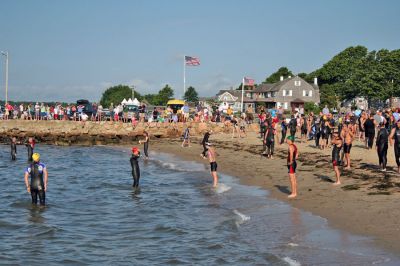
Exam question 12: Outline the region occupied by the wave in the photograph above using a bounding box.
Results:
[282,256,301,266]
[214,183,231,194]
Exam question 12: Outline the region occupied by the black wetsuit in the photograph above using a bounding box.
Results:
[393,126,400,167]
[11,142,17,160]
[143,134,149,158]
[264,126,275,157]
[332,142,342,166]
[364,118,375,149]
[301,117,307,136]
[289,118,297,137]
[201,132,210,157]
[26,143,34,162]
[29,163,46,205]
[130,154,141,188]
[280,121,287,144]
[314,122,321,147]
[376,127,388,169]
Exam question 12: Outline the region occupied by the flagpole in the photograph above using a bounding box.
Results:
[241,77,244,113]
[183,55,186,97]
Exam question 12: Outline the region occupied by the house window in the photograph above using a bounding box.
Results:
[277,102,281,108]
[224,96,228,101]
[295,80,301,86]
[271,92,275,97]
[283,90,286,96]
[303,90,311,97]
[309,90,313,97]
[246,93,251,98]
[267,92,271,98]
[284,102,288,109]
[289,90,292,96]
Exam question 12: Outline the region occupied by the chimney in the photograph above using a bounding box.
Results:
[314,77,318,85]
[280,76,284,81]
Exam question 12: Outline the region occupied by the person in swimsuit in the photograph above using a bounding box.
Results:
[130,147,141,188]
[289,115,297,138]
[331,132,343,185]
[300,114,307,142]
[201,130,211,158]
[206,143,219,187]
[286,136,299,198]
[11,137,17,160]
[341,122,354,170]
[24,153,48,206]
[280,117,287,145]
[181,126,191,147]
[263,121,275,158]
[389,119,400,173]
[139,131,149,159]
[376,122,389,172]
[364,113,375,149]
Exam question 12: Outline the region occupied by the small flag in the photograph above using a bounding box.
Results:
[185,56,200,66]
[244,77,255,86]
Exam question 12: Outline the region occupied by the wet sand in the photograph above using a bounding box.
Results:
[152,130,400,254]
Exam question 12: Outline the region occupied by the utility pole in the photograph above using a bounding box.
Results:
[0,51,8,104]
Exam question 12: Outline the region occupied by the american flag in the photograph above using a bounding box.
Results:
[185,56,200,66]
[244,77,255,86]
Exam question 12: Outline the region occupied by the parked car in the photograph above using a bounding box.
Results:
[76,99,93,116]
[124,105,139,121]
[101,108,112,121]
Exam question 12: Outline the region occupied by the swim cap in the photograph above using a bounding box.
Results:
[286,136,295,142]
[132,147,139,153]
[32,153,40,162]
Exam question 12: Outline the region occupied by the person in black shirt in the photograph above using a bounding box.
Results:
[376,123,389,171]
[364,114,375,149]
[201,130,211,158]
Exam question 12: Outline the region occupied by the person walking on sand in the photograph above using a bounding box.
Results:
[341,121,354,170]
[263,121,275,159]
[286,136,298,198]
[331,131,343,185]
[130,147,141,188]
[389,119,400,173]
[376,122,389,172]
[206,143,219,187]
[182,126,191,147]
[24,153,48,206]
[139,131,149,159]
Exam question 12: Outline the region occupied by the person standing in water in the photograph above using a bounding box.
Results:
[24,153,48,206]
[206,143,219,187]
[130,147,141,188]
[286,136,298,198]
[11,137,18,160]
[139,131,149,159]
[26,137,35,162]
[376,122,389,172]
[331,131,343,185]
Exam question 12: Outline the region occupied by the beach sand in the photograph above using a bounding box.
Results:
[152,130,400,254]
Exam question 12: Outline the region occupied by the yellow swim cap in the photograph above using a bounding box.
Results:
[32,153,40,162]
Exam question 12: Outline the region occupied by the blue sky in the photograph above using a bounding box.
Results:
[0,0,399,102]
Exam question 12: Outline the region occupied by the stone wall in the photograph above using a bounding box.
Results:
[0,120,259,146]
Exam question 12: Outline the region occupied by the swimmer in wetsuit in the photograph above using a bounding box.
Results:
[26,137,35,162]
[24,153,48,206]
[11,137,17,160]
[389,119,400,173]
[139,131,149,159]
[130,147,141,188]
[286,136,299,198]
[331,132,343,185]
[376,123,389,171]
[207,143,218,187]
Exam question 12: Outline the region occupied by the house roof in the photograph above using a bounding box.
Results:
[217,89,252,102]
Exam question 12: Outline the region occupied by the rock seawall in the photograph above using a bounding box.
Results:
[0,120,259,145]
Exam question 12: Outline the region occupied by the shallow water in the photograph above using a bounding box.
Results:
[0,144,399,265]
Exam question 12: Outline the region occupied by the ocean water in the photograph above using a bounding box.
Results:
[0,144,398,265]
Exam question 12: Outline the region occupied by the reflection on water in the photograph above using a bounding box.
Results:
[0,144,398,265]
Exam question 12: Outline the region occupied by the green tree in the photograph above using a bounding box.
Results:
[100,85,142,107]
[145,85,174,106]
[263,67,294,83]
[184,86,199,102]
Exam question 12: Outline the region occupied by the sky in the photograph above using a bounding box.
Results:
[0,0,399,102]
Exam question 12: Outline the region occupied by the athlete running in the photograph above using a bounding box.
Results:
[331,132,343,185]
[130,147,141,188]
[389,119,400,173]
[24,153,48,206]
[286,136,299,198]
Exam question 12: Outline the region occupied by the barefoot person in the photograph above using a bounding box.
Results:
[26,137,35,162]
[24,153,48,206]
[286,136,298,198]
[11,137,17,161]
[181,126,191,147]
[130,147,141,188]
[206,143,218,187]
[331,132,343,185]
[200,130,211,158]
[139,131,149,159]
[341,121,354,170]
[389,119,400,173]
